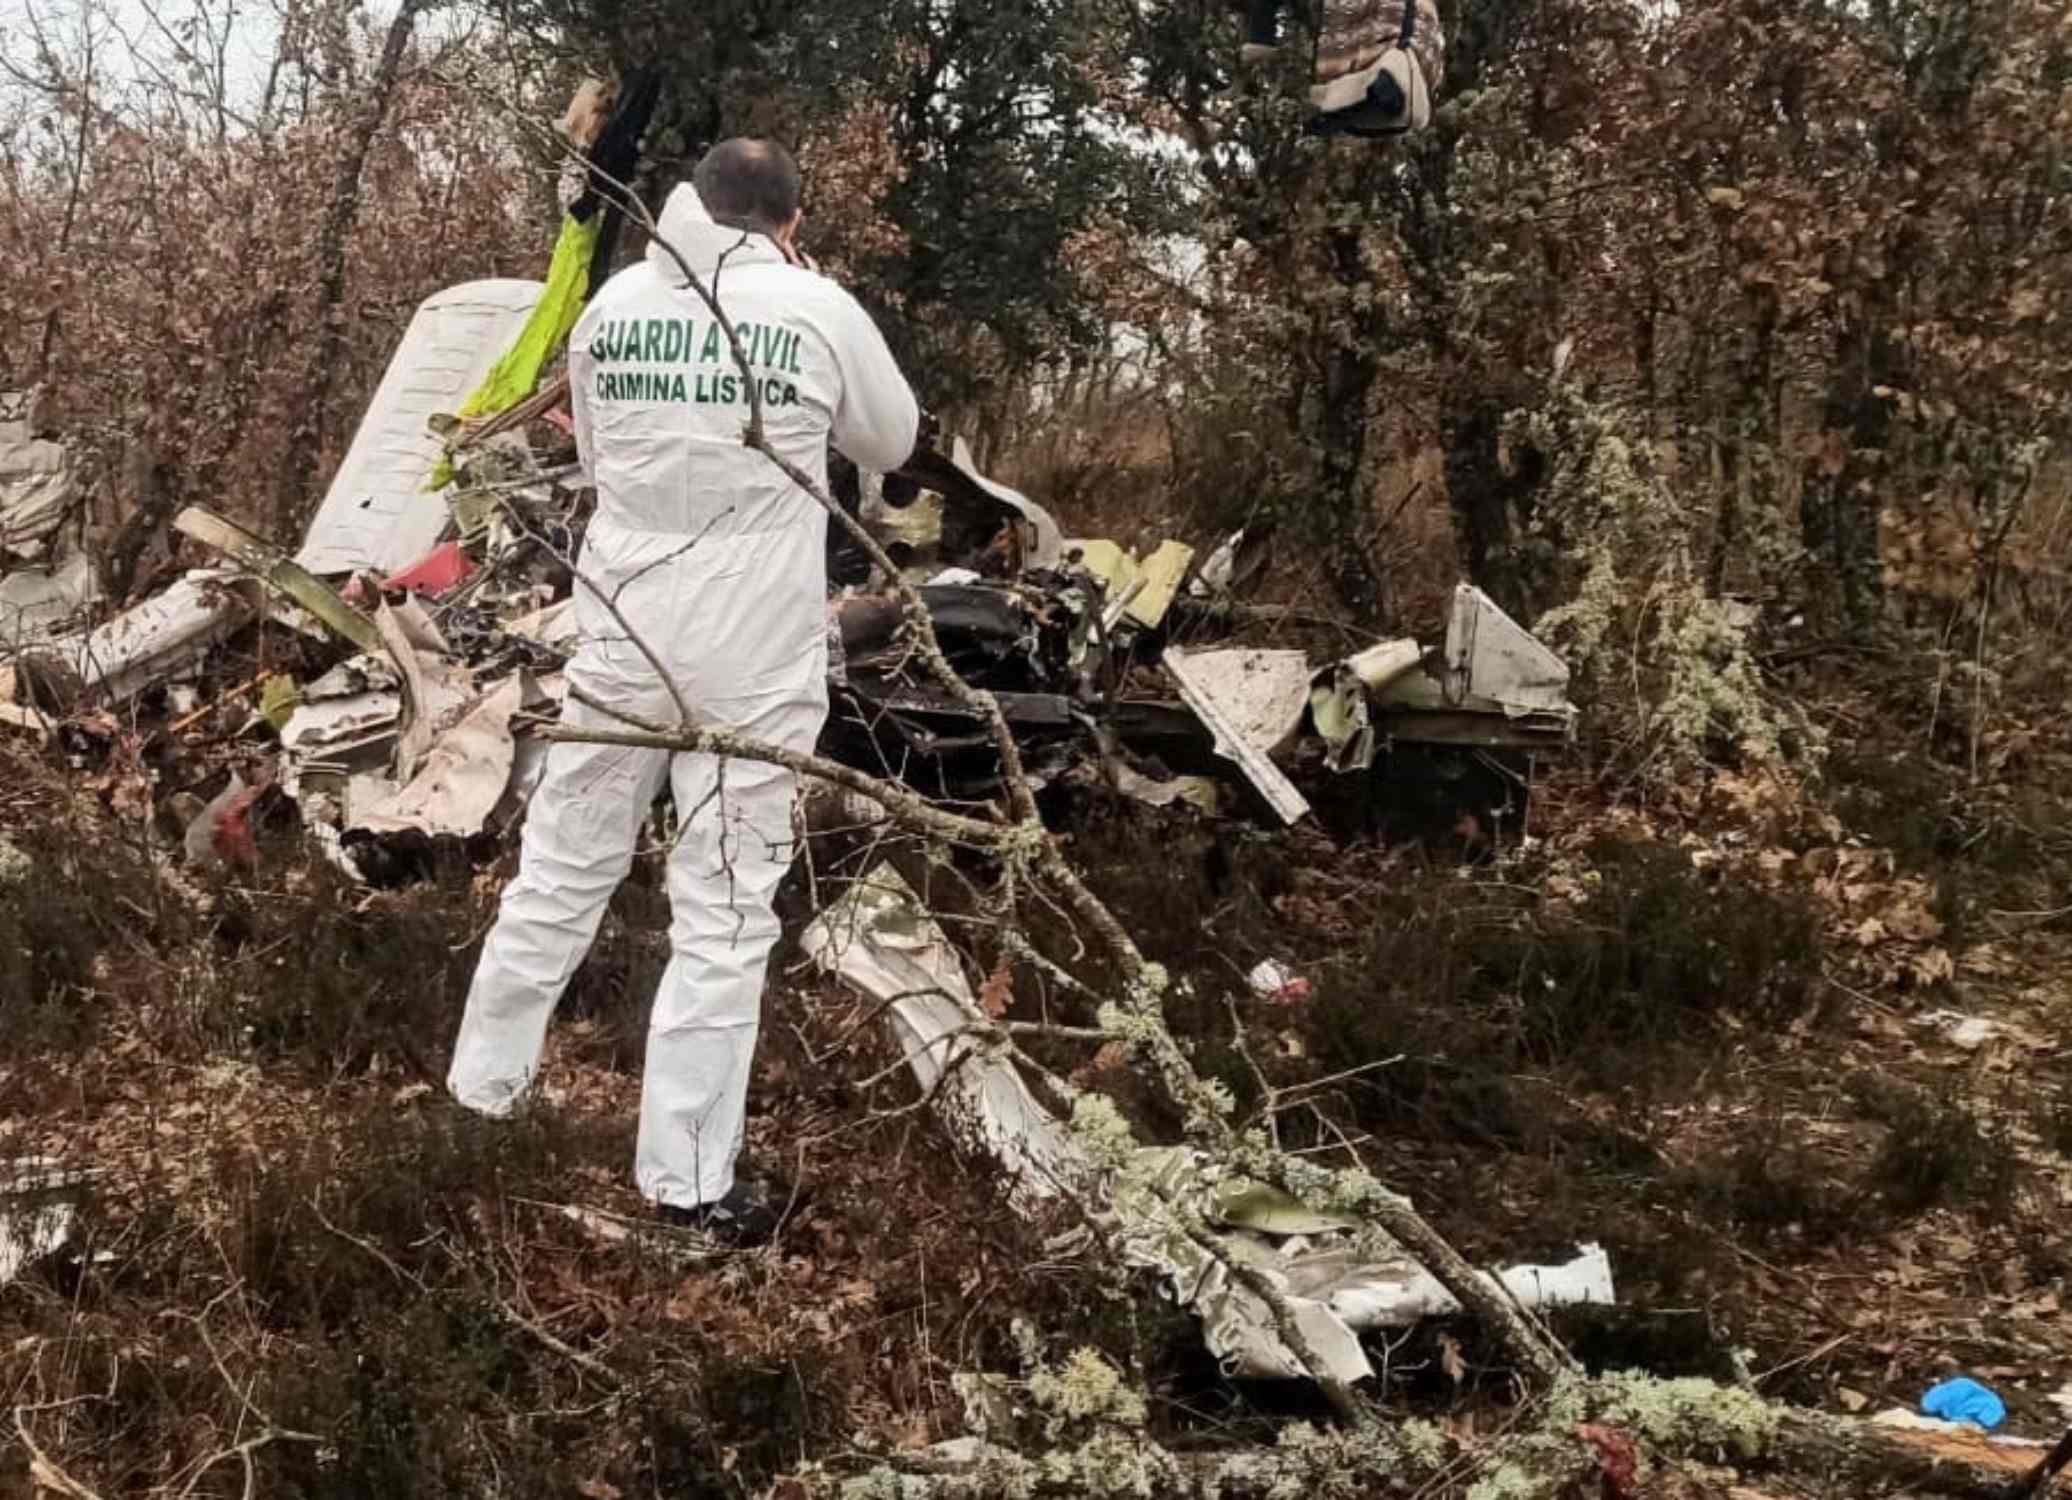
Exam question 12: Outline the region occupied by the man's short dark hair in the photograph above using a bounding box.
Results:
[693,138,802,235]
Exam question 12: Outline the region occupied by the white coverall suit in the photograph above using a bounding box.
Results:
[447,184,920,1209]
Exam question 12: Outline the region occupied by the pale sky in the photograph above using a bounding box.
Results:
[0,0,447,127]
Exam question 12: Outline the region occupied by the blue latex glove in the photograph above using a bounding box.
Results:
[1921,1377,2006,1431]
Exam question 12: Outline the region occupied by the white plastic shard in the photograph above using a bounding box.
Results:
[0,1158,92,1287]
[1161,646,1312,824]
[64,570,256,701]
[356,674,526,837]
[1310,637,1421,772]
[0,551,98,644]
[280,692,403,761]
[947,436,1065,571]
[0,389,78,559]
[375,599,475,782]
[1441,583,1574,722]
[296,279,545,577]
[801,865,1092,1211]
[1189,529,1244,598]
[1321,1241,1617,1330]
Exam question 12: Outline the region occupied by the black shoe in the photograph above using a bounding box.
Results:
[654,1185,784,1247]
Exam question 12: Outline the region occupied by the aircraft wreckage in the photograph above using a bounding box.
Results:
[1,278,1577,879]
[0,278,1607,1383]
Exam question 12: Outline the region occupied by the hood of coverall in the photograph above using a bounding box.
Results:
[643,181,791,285]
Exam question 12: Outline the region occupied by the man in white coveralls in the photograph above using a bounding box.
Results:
[447,139,922,1244]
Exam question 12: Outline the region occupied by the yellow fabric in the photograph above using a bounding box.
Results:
[429,213,600,489]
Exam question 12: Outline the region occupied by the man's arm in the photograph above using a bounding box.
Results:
[826,290,922,474]
[566,334,597,486]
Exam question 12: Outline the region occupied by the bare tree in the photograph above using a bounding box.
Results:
[276,0,435,538]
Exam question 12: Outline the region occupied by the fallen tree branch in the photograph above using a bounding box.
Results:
[793,1379,2061,1500]
[495,1300,626,1394]
[12,1405,110,1500]
[2005,1423,2072,1500]
[172,1425,326,1500]
[537,713,1003,851]
[1766,1408,2052,1500]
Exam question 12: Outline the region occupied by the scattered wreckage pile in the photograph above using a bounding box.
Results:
[1,287,1578,883]
[0,280,1601,1383]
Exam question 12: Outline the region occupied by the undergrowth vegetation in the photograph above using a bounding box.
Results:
[2,747,1138,1496]
[8,604,2072,1492]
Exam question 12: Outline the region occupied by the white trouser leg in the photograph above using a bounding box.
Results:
[448,724,670,1116]
[635,748,800,1209]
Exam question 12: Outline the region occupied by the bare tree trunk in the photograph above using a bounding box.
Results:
[36,17,100,378]
[1801,311,1895,641]
[274,0,431,539]
[104,446,176,602]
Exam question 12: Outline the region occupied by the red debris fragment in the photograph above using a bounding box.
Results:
[185,765,272,870]
[381,541,475,597]
[1575,1423,1640,1499]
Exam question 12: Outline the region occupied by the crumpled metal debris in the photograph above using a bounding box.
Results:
[4,276,1579,874]
[1117,1147,1613,1383]
[373,598,474,781]
[892,439,1064,578]
[806,861,1616,1385]
[281,658,402,770]
[1311,639,1422,772]
[801,865,1090,1212]
[355,672,527,837]
[0,389,78,561]
[55,570,256,704]
[1094,762,1221,815]
[0,552,98,645]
